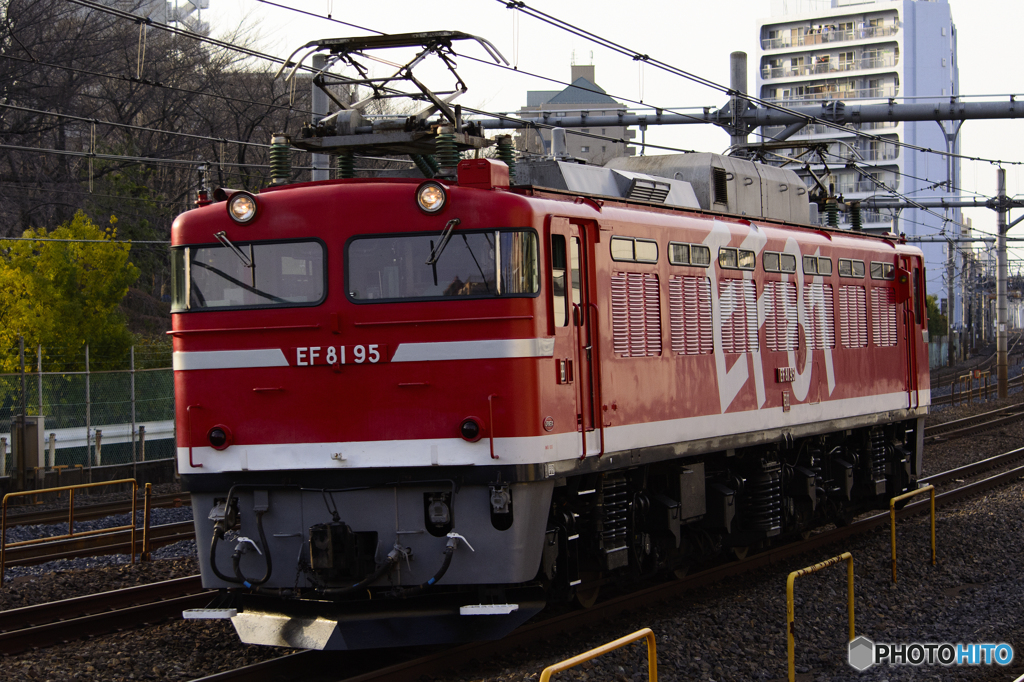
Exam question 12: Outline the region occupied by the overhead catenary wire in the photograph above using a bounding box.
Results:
[249,0,1021,179]
[0,53,315,118]
[498,0,1024,167]
[7,0,1012,225]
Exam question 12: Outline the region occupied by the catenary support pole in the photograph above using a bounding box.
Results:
[947,241,955,367]
[85,344,91,482]
[36,345,42,418]
[729,52,748,148]
[311,54,330,182]
[996,168,1009,398]
[18,337,25,491]
[131,346,136,481]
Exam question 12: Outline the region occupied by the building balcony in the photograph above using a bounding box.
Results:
[763,84,897,104]
[761,54,897,80]
[761,120,897,140]
[761,24,900,51]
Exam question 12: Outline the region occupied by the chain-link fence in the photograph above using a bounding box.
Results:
[0,344,174,477]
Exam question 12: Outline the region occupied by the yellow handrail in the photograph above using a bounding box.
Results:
[1,478,139,584]
[540,628,657,682]
[787,552,854,682]
[889,484,936,583]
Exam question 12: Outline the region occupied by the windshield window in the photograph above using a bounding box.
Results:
[346,230,538,302]
[171,240,325,311]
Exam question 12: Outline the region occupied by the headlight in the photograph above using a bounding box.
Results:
[416,181,447,214]
[459,417,482,442]
[208,425,232,450]
[227,192,258,223]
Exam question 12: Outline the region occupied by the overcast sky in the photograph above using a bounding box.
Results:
[203,0,1024,239]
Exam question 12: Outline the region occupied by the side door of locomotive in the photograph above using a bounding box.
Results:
[899,255,924,408]
[549,216,600,457]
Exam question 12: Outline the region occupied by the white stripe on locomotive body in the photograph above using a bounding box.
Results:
[390,338,555,362]
[172,349,289,371]
[172,338,555,370]
[178,389,929,473]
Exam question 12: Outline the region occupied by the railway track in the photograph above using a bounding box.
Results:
[923,403,1024,443]
[2,521,195,568]
[190,450,1024,682]
[0,576,211,655]
[929,373,1022,407]
[3,493,191,528]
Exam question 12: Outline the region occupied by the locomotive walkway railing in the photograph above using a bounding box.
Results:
[786,552,855,682]
[889,485,936,583]
[539,627,658,682]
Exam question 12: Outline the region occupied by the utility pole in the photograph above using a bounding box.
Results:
[311,54,330,182]
[995,166,1011,395]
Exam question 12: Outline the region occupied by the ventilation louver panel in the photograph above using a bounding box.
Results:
[839,285,868,348]
[719,278,758,353]
[611,272,662,357]
[712,167,729,205]
[764,281,798,352]
[871,287,898,347]
[804,283,836,349]
[669,276,713,355]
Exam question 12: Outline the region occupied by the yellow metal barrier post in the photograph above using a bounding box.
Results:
[786,553,854,682]
[142,482,152,561]
[889,484,936,583]
[540,628,658,682]
[1,478,139,585]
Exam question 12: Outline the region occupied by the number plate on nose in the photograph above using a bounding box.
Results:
[290,345,388,366]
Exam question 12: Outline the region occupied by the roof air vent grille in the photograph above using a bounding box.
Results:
[627,178,671,203]
[713,167,729,205]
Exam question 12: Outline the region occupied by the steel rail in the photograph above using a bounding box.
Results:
[921,446,1024,487]
[0,576,210,655]
[3,493,191,528]
[190,457,1024,682]
[2,521,194,568]
[923,404,1024,443]
[930,374,1023,406]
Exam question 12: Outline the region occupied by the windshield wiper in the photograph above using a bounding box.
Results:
[425,218,460,286]
[214,231,253,268]
[461,234,491,293]
[425,219,460,266]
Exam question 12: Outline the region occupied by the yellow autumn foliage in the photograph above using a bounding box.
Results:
[0,211,140,372]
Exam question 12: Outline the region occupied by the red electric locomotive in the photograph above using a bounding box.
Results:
[174,32,928,650]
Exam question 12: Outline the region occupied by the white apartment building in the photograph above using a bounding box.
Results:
[756,0,962,324]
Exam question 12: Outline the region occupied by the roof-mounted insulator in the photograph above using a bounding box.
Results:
[434,127,461,177]
[495,135,516,184]
[849,202,863,231]
[825,198,839,228]
[337,152,355,179]
[269,134,292,186]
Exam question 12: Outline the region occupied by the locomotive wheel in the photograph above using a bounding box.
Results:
[730,546,749,561]
[673,564,691,580]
